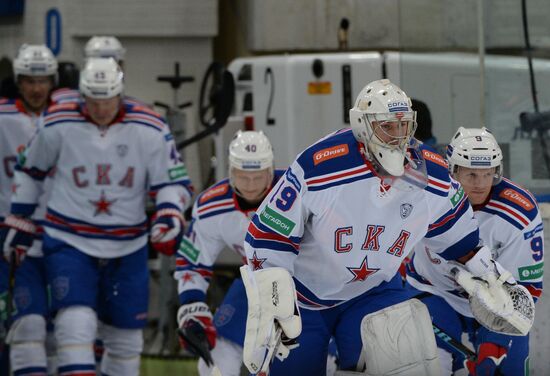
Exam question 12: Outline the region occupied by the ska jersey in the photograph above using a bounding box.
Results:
[0,99,39,217]
[175,170,285,303]
[12,102,193,258]
[408,178,544,316]
[244,128,480,309]
[0,98,53,257]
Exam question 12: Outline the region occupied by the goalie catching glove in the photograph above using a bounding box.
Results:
[240,265,301,375]
[150,204,184,256]
[177,301,217,366]
[451,246,535,336]
[0,214,36,265]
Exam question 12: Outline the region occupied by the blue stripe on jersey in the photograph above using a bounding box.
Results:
[17,165,51,181]
[424,185,448,197]
[294,278,343,308]
[44,117,87,128]
[438,229,479,260]
[45,208,148,240]
[524,223,543,240]
[10,203,37,217]
[480,207,524,230]
[426,194,470,238]
[179,290,207,305]
[245,232,299,254]
[199,207,235,220]
[308,171,374,192]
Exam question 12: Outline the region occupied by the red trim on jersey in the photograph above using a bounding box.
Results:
[486,201,529,226]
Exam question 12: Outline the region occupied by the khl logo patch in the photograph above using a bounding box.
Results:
[400,203,413,219]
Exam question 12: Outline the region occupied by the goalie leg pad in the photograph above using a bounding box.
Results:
[361,299,440,376]
[240,265,301,374]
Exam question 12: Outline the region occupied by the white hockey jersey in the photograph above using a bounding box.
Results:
[0,98,52,257]
[11,101,193,258]
[407,177,544,316]
[174,170,285,303]
[244,128,480,310]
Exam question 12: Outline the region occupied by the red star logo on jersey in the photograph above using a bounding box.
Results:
[182,272,194,282]
[347,257,379,283]
[89,190,117,216]
[248,251,267,270]
[11,183,19,194]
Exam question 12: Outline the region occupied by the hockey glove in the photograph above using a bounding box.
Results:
[150,205,184,256]
[0,214,36,266]
[177,301,217,365]
[465,342,507,376]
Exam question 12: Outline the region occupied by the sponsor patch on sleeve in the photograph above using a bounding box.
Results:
[422,149,448,168]
[169,165,188,180]
[518,262,544,281]
[450,186,464,207]
[179,238,200,263]
[259,206,296,236]
[499,188,534,211]
[313,144,349,165]
[199,184,229,204]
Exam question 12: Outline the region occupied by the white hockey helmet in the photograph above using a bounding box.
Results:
[447,126,503,182]
[229,130,274,171]
[13,44,58,79]
[84,36,126,62]
[349,79,417,176]
[79,57,124,99]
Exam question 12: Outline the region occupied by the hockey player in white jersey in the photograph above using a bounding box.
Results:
[239,79,530,375]
[2,57,193,376]
[174,130,286,375]
[0,44,58,376]
[406,127,543,375]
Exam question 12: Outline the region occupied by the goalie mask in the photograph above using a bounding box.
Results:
[85,36,126,62]
[349,79,417,176]
[13,44,58,82]
[228,130,274,201]
[447,127,503,184]
[79,57,124,99]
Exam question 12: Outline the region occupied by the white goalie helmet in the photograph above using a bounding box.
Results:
[447,127,503,183]
[79,57,124,99]
[349,79,417,176]
[13,44,58,79]
[85,36,126,62]
[229,130,274,172]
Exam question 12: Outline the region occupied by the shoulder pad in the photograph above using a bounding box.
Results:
[297,128,364,180]
[492,179,538,216]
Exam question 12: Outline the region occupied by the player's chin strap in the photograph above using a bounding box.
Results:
[240,265,301,375]
[451,246,535,336]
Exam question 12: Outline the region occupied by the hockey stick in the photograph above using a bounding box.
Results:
[177,326,222,376]
[431,323,476,361]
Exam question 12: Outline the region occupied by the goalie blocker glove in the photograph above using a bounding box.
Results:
[0,214,37,265]
[150,203,185,256]
[177,301,217,365]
